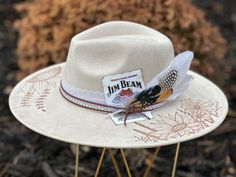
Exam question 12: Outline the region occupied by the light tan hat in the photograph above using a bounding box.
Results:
[9,21,228,148]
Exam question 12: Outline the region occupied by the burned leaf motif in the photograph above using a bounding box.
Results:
[20,91,34,107]
[19,66,62,112]
[35,88,51,112]
[134,98,220,143]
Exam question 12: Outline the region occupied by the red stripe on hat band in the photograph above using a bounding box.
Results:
[59,80,167,113]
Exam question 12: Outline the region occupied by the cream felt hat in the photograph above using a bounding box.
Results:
[9,21,228,148]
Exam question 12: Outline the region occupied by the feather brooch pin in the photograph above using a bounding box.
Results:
[122,51,194,125]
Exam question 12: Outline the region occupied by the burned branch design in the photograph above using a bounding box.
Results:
[35,88,51,112]
[20,91,34,107]
[19,66,62,112]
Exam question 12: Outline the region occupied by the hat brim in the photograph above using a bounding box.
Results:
[9,63,228,148]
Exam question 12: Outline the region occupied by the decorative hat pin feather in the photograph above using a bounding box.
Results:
[123,51,194,125]
[9,21,228,148]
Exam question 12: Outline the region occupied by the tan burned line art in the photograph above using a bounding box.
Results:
[20,66,62,112]
[134,98,221,143]
[35,88,51,112]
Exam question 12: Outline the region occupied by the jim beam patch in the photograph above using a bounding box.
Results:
[102,70,145,107]
[102,70,153,125]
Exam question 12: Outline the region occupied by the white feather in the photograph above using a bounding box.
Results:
[146,51,194,104]
[169,74,194,100]
[147,51,193,88]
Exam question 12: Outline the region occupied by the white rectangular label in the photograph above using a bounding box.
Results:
[109,110,153,125]
[102,70,145,107]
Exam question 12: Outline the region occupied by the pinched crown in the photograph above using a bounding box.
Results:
[63,21,174,92]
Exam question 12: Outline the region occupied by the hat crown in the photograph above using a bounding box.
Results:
[63,21,174,92]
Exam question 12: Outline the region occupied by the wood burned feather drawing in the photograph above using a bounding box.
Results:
[123,51,194,125]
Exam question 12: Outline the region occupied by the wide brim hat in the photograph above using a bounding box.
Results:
[9,21,228,148]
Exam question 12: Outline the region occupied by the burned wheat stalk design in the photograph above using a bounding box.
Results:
[35,88,51,112]
[20,92,33,107]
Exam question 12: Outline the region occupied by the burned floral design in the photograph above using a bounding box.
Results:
[149,112,201,140]
[134,98,221,143]
[178,98,221,128]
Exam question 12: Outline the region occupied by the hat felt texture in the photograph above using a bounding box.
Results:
[9,21,228,148]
